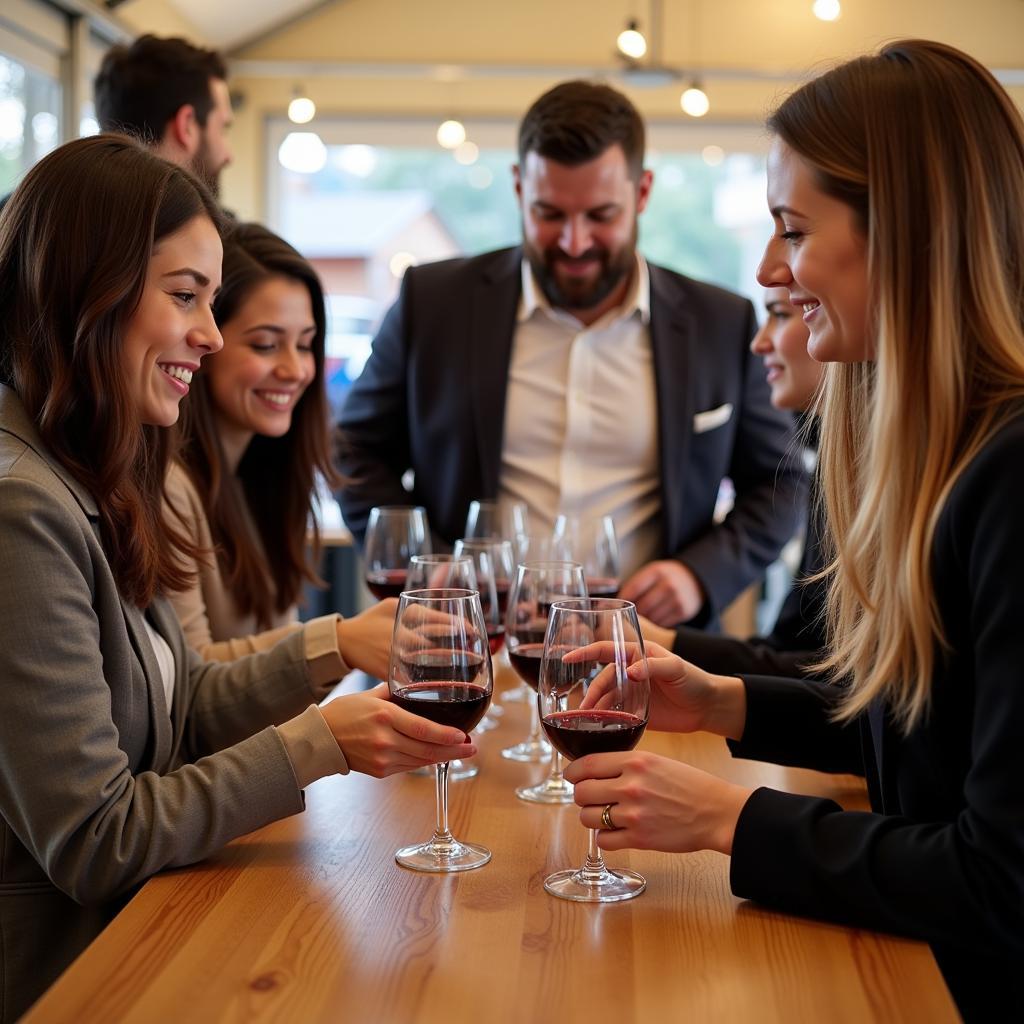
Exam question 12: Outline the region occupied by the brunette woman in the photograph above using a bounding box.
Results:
[564,40,1024,1019]
[0,137,474,1020]
[165,223,394,672]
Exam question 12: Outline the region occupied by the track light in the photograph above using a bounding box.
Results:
[617,19,648,60]
[680,82,709,117]
[287,88,316,125]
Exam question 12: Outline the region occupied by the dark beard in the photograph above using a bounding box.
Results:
[524,232,636,313]
[190,136,221,198]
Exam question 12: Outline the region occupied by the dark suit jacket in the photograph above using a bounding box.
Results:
[337,247,805,623]
[725,408,1024,1021]
[673,457,827,675]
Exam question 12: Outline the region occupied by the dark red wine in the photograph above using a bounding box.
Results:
[400,648,485,684]
[366,568,407,601]
[541,710,647,760]
[392,683,490,733]
[487,624,505,655]
[586,577,620,599]
[507,642,545,691]
[479,578,511,619]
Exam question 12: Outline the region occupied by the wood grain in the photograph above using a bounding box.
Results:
[26,659,958,1023]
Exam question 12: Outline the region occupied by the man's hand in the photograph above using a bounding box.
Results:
[619,560,705,626]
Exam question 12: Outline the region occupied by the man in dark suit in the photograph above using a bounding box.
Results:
[337,81,804,628]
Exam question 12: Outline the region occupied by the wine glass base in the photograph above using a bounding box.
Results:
[500,682,533,704]
[408,759,479,781]
[543,867,646,902]
[516,777,575,804]
[395,839,492,873]
[500,738,552,763]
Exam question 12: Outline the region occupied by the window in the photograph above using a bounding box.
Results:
[0,52,61,195]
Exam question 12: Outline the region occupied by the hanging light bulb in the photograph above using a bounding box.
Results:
[812,0,841,21]
[278,132,327,174]
[436,119,466,149]
[287,88,316,125]
[680,82,710,118]
[616,19,647,60]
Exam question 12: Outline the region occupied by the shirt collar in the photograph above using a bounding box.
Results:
[517,252,651,327]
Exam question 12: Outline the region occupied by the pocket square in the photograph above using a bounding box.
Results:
[693,402,733,434]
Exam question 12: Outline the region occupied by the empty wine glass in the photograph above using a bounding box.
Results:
[364,506,431,600]
[390,589,493,872]
[464,499,529,544]
[405,554,477,591]
[552,514,621,598]
[501,561,586,764]
[406,555,484,777]
[539,598,649,902]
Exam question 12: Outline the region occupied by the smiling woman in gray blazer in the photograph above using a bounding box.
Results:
[0,136,476,1022]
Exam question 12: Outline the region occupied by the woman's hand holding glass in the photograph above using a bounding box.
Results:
[335,598,400,681]
[319,683,476,777]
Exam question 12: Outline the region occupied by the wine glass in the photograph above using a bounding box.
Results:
[539,598,650,902]
[390,589,493,872]
[552,514,621,598]
[464,499,529,544]
[451,538,513,730]
[364,506,430,600]
[405,555,485,775]
[501,561,586,763]
[405,554,477,591]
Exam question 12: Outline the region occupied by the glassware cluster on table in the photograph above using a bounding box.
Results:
[365,503,648,901]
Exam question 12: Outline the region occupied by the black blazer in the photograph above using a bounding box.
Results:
[672,460,827,675]
[337,247,805,622]
[725,409,1024,1020]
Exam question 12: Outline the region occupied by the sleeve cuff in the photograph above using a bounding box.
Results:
[302,614,350,694]
[277,704,350,787]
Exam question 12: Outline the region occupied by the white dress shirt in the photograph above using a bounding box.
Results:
[497,255,663,577]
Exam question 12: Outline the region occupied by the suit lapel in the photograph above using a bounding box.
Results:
[648,265,697,548]
[470,248,523,497]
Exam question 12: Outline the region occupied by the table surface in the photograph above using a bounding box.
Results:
[27,660,958,1023]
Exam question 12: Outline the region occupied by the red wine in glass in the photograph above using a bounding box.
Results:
[585,577,620,599]
[391,682,490,733]
[507,642,545,691]
[541,709,647,760]
[366,568,408,600]
[486,624,506,656]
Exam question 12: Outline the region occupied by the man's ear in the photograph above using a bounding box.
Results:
[165,103,200,155]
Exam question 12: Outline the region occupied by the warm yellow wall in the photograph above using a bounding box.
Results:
[114,0,1024,220]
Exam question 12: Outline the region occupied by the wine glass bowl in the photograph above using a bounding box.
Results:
[405,553,477,592]
[464,499,529,544]
[552,514,621,599]
[501,560,586,765]
[364,506,431,600]
[389,589,493,872]
[538,598,649,902]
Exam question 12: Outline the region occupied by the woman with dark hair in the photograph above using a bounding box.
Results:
[165,223,395,670]
[0,136,475,1021]
[563,40,1024,1018]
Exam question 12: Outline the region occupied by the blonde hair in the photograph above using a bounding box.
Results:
[768,40,1024,731]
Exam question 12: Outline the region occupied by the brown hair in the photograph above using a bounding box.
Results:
[767,40,1024,730]
[0,134,225,606]
[518,80,646,180]
[95,34,227,141]
[175,223,341,627]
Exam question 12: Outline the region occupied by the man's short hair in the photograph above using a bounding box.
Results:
[94,34,227,142]
[517,81,646,180]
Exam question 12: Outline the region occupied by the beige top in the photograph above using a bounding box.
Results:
[163,461,349,786]
[164,461,309,660]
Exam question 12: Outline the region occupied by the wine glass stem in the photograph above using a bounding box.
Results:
[528,702,543,743]
[433,761,453,842]
[581,828,608,879]
[546,749,564,784]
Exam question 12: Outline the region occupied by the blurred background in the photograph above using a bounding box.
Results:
[5,0,1023,413]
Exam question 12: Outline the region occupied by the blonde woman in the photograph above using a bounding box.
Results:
[563,40,1024,1019]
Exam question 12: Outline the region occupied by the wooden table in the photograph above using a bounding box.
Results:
[27,661,958,1023]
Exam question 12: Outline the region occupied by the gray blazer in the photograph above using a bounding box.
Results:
[0,385,323,1021]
